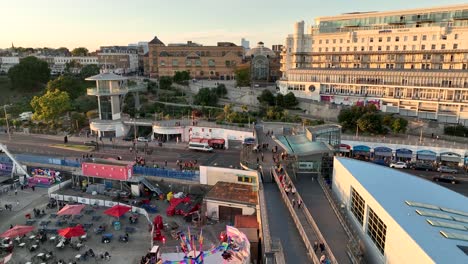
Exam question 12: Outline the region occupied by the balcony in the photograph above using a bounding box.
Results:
[87,83,147,96]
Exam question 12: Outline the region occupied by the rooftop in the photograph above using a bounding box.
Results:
[85,72,128,81]
[336,157,468,263]
[234,215,259,229]
[205,182,257,206]
[148,36,165,46]
[274,134,334,156]
[82,158,134,166]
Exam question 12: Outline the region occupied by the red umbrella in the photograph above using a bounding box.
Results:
[0,225,35,238]
[57,204,85,216]
[58,225,86,239]
[104,204,131,218]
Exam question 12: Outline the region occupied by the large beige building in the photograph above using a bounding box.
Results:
[278,4,468,124]
[148,36,243,80]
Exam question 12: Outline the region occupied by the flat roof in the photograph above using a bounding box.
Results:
[83,158,134,166]
[336,157,468,263]
[205,182,257,206]
[274,135,334,156]
[235,215,259,229]
[306,124,341,134]
[85,72,128,81]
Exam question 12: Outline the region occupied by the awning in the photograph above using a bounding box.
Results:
[396,148,413,158]
[209,138,225,145]
[353,145,371,156]
[374,147,392,157]
[339,144,351,153]
[417,150,437,161]
[440,152,461,163]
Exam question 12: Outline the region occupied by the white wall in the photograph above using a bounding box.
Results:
[332,158,434,264]
[90,121,128,137]
[205,199,257,220]
[199,166,259,186]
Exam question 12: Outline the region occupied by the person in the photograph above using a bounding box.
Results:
[291,187,296,196]
[298,199,303,209]
[292,198,296,208]
[9,224,13,229]
[319,242,325,253]
[104,251,111,260]
[14,189,17,195]
[313,241,319,253]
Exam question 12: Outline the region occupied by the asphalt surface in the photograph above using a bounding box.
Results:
[0,133,241,170]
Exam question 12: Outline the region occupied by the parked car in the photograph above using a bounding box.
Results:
[84,141,98,146]
[390,161,407,169]
[432,175,460,184]
[122,136,134,142]
[437,166,458,174]
[410,163,436,171]
[137,137,150,142]
[243,137,256,145]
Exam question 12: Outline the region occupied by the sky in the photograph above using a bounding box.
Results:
[0,0,466,51]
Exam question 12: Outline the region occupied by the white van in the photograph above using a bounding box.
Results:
[19,112,33,121]
[188,142,213,152]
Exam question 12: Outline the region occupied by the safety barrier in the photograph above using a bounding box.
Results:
[0,154,81,168]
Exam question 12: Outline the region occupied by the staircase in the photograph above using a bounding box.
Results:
[137,177,163,196]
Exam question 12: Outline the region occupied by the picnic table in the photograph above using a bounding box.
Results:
[26,220,36,225]
[39,220,50,227]
[83,223,93,230]
[125,226,136,233]
[101,233,113,243]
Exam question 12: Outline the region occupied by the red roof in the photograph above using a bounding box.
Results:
[234,215,258,229]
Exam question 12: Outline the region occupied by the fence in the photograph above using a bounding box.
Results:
[133,166,199,181]
[0,154,81,168]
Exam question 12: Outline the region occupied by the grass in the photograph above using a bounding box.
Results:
[51,144,94,152]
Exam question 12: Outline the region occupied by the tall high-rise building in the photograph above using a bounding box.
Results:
[241,38,250,51]
[278,4,468,124]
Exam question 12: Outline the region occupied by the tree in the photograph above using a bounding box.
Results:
[79,64,100,79]
[173,71,190,84]
[224,104,233,117]
[276,93,284,107]
[8,56,50,91]
[235,65,250,87]
[72,95,98,113]
[159,76,173,90]
[283,92,298,108]
[391,118,408,133]
[215,84,228,98]
[46,75,84,100]
[357,113,383,134]
[257,90,275,106]
[71,47,89,56]
[338,105,379,131]
[194,88,218,106]
[30,89,71,123]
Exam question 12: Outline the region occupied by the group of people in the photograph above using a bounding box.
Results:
[313,241,331,264]
[278,169,303,209]
[140,253,158,264]
[176,159,198,171]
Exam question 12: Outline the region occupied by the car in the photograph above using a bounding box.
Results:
[372,159,388,167]
[390,161,407,169]
[137,137,150,142]
[437,166,458,174]
[84,141,98,146]
[432,175,460,184]
[122,136,134,142]
[243,137,256,145]
[410,163,435,171]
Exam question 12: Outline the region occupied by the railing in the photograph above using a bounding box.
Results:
[0,154,81,168]
[317,176,363,264]
[87,84,146,95]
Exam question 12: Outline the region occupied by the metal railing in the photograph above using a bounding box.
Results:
[133,166,198,181]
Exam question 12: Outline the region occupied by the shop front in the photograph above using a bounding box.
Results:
[416,150,437,163]
[352,145,371,160]
[395,148,413,162]
[439,152,462,166]
[373,147,393,163]
[339,144,351,157]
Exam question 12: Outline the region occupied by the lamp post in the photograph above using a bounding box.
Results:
[3,104,11,141]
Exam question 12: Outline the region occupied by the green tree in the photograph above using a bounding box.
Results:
[235,66,250,87]
[276,93,284,107]
[194,88,218,106]
[71,47,89,56]
[283,92,298,108]
[72,95,98,113]
[266,108,275,120]
[338,105,379,131]
[159,76,173,90]
[173,71,190,84]
[257,90,275,106]
[70,112,86,130]
[79,64,100,79]
[382,115,394,127]
[357,113,383,134]
[30,89,71,123]
[46,75,84,100]
[391,118,408,133]
[8,56,50,91]
[215,84,228,97]
[224,104,233,117]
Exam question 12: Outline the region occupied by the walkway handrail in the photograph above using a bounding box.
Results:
[280,169,338,264]
[271,167,320,264]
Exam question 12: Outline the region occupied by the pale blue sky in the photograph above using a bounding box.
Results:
[0,0,466,51]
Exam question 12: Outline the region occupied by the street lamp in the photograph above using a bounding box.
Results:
[3,104,12,141]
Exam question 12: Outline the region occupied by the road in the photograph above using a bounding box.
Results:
[0,133,241,169]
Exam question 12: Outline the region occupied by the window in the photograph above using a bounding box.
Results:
[413,35,418,41]
[186,60,192,66]
[370,37,374,43]
[394,46,398,51]
[319,48,322,52]
[347,47,350,51]
[455,34,459,40]
[367,207,387,255]
[208,59,215,67]
[361,46,365,51]
[333,39,336,44]
[421,45,425,50]
[404,36,408,41]
[160,60,165,66]
[431,44,436,50]
[453,44,458,49]
[325,39,329,44]
[340,39,343,43]
[319,40,322,44]
[412,45,416,50]
[332,47,336,52]
[172,59,178,66]
[378,46,382,51]
[423,54,431,60]
[403,45,407,50]
[325,47,329,52]
[195,59,202,66]
[441,44,446,50]
[422,35,427,41]
[386,46,390,51]
[369,46,373,51]
[378,37,382,42]
[361,38,365,43]
[386,37,391,42]
[238,176,256,183]
[351,188,365,225]
[395,36,399,42]
[353,47,357,51]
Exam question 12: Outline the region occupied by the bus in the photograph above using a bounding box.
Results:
[188,142,214,152]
